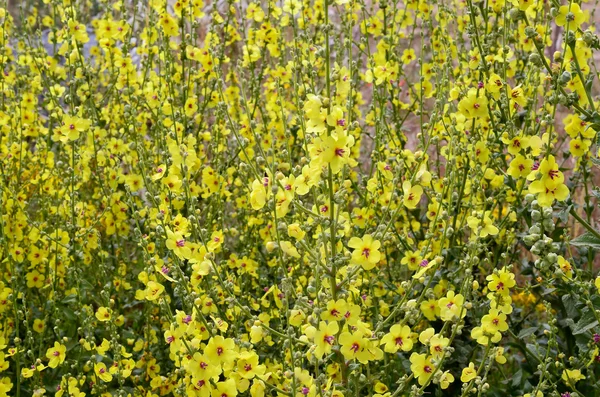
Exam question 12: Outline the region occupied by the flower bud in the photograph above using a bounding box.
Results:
[559,71,572,85]
[265,241,277,252]
[553,51,563,62]
[528,53,542,67]
[509,8,523,21]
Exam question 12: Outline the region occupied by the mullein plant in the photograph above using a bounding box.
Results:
[0,0,600,396]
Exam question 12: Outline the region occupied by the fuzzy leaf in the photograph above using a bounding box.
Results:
[569,232,600,251]
[572,309,599,335]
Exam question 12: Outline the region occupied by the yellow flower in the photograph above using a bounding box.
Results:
[339,331,381,363]
[310,321,340,359]
[413,257,440,279]
[321,299,348,322]
[507,154,534,179]
[471,308,508,345]
[486,268,516,295]
[402,181,423,209]
[250,178,270,210]
[468,48,481,69]
[409,353,434,386]
[33,319,45,334]
[460,362,477,383]
[502,134,530,156]
[205,336,237,367]
[163,174,183,192]
[370,62,398,85]
[207,230,224,252]
[294,165,321,195]
[467,211,499,238]
[151,164,167,181]
[250,380,266,397]
[289,309,306,326]
[420,298,440,321]
[401,48,416,64]
[145,281,165,301]
[401,250,422,271]
[509,86,527,109]
[473,141,490,164]
[280,241,300,258]
[67,20,90,43]
[46,342,67,368]
[429,334,449,358]
[184,97,198,117]
[494,347,507,364]
[374,382,388,395]
[321,132,356,174]
[569,138,590,157]
[348,234,382,270]
[458,88,488,119]
[555,3,586,29]
[246,3,265,21]
[186,352,221,381]
[55,115,91,143]
[483,309,508,333]
[95,307,111,322]
[243,44,261,65]
[96,339,110,356]
[486,73,504,97]
[523,392,543,397]
[165,228,192,259]
[21,366,36,379]
[534,155,563,186]
[438,290,466,321]
[561,368,585,385]
[380,324,413,353]
[95,362,113,382]
[528,179,569,207]
[440,371,454,389]
[158,12,178,36]
[326,106,346,129]
[26,270,44,289]
[287,223,305,240]
[236,351,265,379]
[557,256,573,280]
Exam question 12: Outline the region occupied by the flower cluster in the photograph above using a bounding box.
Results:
[0,0,600,396]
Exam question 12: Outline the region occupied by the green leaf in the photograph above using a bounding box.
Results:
[592,295,600,310]
[540,287,557,296]
[572,309,599,335]
[557,205,573,223]
[61,294,78,304]
[562,293,583,314]
[569,232,600,251]
[511,368,523,388]
[518,327,538,339]
[575,333,591,351]
[525,343,544,362]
